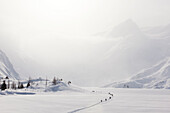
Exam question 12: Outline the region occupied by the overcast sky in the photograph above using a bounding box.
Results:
[0,0,170,86]
[1,0,170,56]
[0,0,170,36]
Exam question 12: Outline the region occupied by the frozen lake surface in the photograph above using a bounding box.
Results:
[0,88,170,113]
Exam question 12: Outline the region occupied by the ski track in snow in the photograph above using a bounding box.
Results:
[68,102,101,113]
[1,88,170,113]
[68,93,113,113]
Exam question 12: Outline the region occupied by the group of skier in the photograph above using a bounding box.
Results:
[100,92,114,102]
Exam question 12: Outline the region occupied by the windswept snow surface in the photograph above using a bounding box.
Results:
[0,50,20,80]
[104,57,170,89]
[0,88,170,113]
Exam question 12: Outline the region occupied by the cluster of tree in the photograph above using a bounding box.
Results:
[11,81,17,90]
[52,77,63,85]
[52,77,71,85]
[0,76,26,91]
[0,80,26,91]
[0,76,72,91]
[18,82,24,89]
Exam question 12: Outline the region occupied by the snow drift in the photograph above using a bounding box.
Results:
[45,81,85,92]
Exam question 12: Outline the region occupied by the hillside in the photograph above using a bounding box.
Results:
[104,57,170,89]
[0,50,20,80]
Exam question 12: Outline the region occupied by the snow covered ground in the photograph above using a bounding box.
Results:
[0,88,170,113]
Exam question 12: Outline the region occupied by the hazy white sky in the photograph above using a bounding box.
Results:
[1,0,170,56]
[0,0,170,86]
[0,0,170,36]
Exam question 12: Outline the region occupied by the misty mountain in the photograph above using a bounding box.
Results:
[99,19,170,83]
[0,19,170,87]
[0,50,20,80]
[94,19,141,37]
[67,19,170,86]
[106,19,142,37]
[104,57,170,89]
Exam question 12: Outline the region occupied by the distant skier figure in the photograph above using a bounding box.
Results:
[101,100,102,102]
[68,81,71,85]
[1,80,7,90]
[109,97,112,99]
[109,92,113,96]
[105,99,107,101]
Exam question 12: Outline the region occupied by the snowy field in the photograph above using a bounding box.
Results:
[0,88,170,113]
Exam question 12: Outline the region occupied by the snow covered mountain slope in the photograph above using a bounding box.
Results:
[0,50,20,80]
[104,57,170,89]
[142,23,170,39]
[73,19,170,86]
[97,19,170,84]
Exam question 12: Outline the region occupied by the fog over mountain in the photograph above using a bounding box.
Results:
[0,19,170,86]
[1,0,170,86]
[1,1,170,113]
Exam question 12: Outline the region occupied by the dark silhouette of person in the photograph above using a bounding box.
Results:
[68,81,71,85]
[1,80,7,90]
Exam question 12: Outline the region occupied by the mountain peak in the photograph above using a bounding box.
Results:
[107,19,141,37]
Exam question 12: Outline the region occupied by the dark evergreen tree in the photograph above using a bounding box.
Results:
[1,80,7,90]
[7,79,10,89]
[11,81,16,89]
[46,77,47,87]
[0,78,1,89]
[20,83,24,89]
[52,77,57,85]
[18,81,21,89]
[27,82,30,88]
